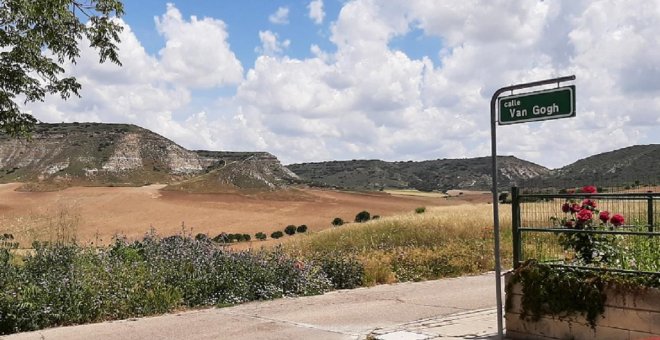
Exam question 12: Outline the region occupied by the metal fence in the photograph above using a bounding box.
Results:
[511,186,660,274]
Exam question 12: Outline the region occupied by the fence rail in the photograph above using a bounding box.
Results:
[511,186,659,273]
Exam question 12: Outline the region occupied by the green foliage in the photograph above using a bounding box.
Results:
[354,211,370,223]
[255,232,267,241]
[331,217,344,226]
[284,225,297,236]
[0,0,124,136]
[0,233,332,335]
[242,234,251,242]
[506,261,607,328]
[270,231,284,239]
[415,207,426,214]
[316,253,364,289]
[296,225,308,233]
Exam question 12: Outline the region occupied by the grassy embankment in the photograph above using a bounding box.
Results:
[285,204,513,285]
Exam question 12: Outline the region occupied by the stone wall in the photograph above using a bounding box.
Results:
[505,272,660,339]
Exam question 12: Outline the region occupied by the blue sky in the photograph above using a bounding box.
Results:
[26,1,660,168]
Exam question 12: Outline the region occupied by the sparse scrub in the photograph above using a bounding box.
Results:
[255,232,267,240]
[415,207,426,214]
[296,225,308,233]
[331,217,344,226]
[270,231,284,239]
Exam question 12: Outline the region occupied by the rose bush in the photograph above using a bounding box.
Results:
[553,186,625,265]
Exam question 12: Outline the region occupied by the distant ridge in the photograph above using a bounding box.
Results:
[287,156,550,191]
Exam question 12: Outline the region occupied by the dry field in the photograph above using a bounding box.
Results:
[0,183,491,246]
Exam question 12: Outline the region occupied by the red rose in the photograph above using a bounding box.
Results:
[599,211,610,223]
[564,220,575,228]
[570,203,581,213]
[576,209,593,222]
[581,185,597,194]
[582,199,597,209]
[610,214,625,227]
[562,203,570,213]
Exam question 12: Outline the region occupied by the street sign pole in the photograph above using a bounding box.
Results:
[490,75,576,339]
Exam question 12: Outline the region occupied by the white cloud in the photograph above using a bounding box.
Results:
[256,30,291,56]
[269,7,290,25]
[308,0,325,24]
[155,4,243,88]
[23,1,660,170]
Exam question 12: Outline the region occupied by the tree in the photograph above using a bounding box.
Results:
[284,225,296,236]
[270,231,284,239]
[255,232,267,241]
[0,0,124,136]
[354,210,370,223]
[331,217,344,227]
[296,225,307,233]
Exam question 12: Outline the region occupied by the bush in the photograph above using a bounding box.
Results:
[195,233,209,241]
[242,234,251,242]
[213,233,229,243]
[271,231,284,239]
[0,233,332,335]
[331,217,344,227]
[284,225,297,236]
[354,210,371,223]
[296,225,308,233]
[372,215,380,220]
[255,232,267,241]
[415,207,426,214]
[317,253,364,289]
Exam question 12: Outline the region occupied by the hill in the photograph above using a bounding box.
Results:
[523,144,660,189]
[0,123,297,191]
[287,156,550,191]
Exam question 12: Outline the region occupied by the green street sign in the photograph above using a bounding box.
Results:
[498,85,575,125]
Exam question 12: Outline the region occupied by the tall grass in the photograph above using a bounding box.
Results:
[285,204,513,285]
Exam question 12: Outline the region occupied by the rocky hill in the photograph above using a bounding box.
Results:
[287,156,550,191]
[0,123,297,191]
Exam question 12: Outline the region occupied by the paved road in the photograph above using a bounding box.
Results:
[4,273,503,340]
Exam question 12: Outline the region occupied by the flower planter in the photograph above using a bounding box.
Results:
[505,272,660,339]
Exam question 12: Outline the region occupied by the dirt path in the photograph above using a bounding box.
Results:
[0,184,486,245]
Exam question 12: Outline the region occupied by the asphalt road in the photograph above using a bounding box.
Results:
[3,272,502,340]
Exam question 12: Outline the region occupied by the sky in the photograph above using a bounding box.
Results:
[24,1,660,168]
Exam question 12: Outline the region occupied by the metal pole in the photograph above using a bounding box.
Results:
[490,75,575,338]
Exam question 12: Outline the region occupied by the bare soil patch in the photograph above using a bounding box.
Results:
[0,184,485,246]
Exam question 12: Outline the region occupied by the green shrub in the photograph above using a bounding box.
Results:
[317,253,364,289]
[284,225,297,236]
[331,217,344,226]
[271,231,284,239]
[354,211,370,223]
[372,215,380,220]
[213,233,228,243]
[194,233,209,241]
[255,232,267,241]
[242,234,251,241]
[0,233,332,335]
[296,225,308,233]
[415,207,426,214]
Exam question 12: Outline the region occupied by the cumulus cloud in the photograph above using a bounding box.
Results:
[155,4,243,88]
[308,0,325,24]
[23,1,660,169]
[256,30,291,56]
[269,7,290,24]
